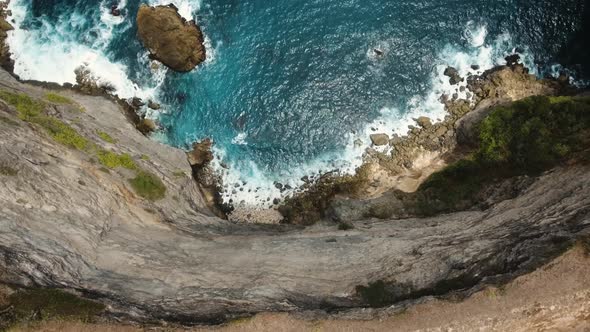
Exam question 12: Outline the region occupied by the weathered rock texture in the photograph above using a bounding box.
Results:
[136,4,206,72]
[0,67,589,325]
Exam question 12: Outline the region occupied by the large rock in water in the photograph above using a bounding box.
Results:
[136,4,206,72]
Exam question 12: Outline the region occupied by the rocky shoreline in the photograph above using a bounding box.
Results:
[277,56,572,225]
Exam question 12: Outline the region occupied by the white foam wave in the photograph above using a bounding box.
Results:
[231,132,248,145]
[6,0,167,102]
[147,0,201,20]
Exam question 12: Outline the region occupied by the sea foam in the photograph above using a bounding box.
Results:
[7,0,164,101]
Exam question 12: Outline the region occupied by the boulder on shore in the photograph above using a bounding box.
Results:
[443,67,463,85]
[136,4,206,72]
[187,138,214,168]
[370,133,390,146]
[415,116,432,128]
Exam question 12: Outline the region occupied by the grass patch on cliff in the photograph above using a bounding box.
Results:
[96,130,116,144]
[129,171,166,201]
[45,93,72,104]
[0,91,90,150]
[96,150,137,170]
[0,164,18,176]
[415,95,590,215]
[34,116,90,150]
[0,90,167,201]
[8,288,105,322]
[0,91,44,120]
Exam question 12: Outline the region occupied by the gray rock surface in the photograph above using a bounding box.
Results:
[0,68,589,324]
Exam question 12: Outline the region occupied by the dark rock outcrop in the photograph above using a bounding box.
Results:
[136,4,206,72]
[444,66,463,85]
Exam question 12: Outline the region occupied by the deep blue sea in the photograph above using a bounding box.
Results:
[6,0,588,205]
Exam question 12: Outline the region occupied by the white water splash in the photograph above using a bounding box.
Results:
[6,0,165,101]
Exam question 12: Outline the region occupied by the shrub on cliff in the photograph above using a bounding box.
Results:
[416,95,590,215]
[8,288,105,323]
[477,96,590,172]
[129,171,167,201]
[0,90,167,203]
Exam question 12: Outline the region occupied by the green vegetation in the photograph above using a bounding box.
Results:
[0,91,44,120]
[0,164,18,176]
[129,171,167,201]
[35,116,90,150]
[45,93,73,104]
[0,91,89,150]
[415,95,590,215]
[96,130,116,144]
[0,90,167,200]
[140,154,150,161]
[338,222,354,230]
[8,288,105,322]
[96,150,137,170]
[355,280,395,308]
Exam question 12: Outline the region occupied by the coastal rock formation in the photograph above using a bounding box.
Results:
[443,66,463,85]
[136,4,206,72]
[0,67,589,325]
[370,133,389,146]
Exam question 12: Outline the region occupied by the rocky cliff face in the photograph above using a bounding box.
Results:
[0,65,589,324]
[136,4,206,72]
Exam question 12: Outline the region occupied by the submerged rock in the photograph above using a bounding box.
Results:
[370,133,390,146]
[136,4,206,72]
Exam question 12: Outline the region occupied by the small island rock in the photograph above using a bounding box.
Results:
[136,4,206,72]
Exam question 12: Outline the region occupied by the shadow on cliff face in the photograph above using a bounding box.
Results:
[559,0,590,78]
